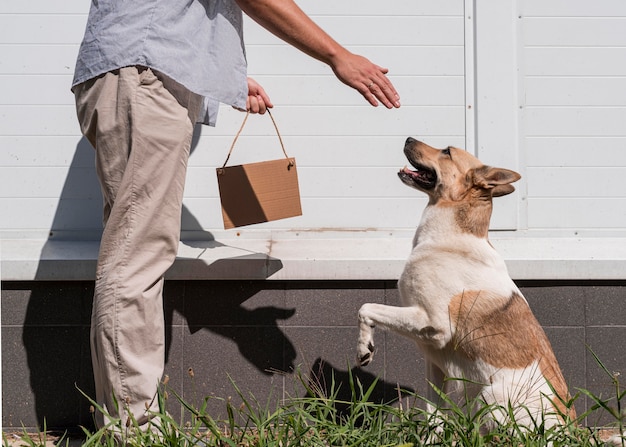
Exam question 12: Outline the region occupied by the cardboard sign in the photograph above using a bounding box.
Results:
[216,111,302,229]
[216,157,302,229]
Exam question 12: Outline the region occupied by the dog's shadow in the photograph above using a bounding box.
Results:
[299,358,416,422]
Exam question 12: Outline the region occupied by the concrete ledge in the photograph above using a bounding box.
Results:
[3,230,626,281]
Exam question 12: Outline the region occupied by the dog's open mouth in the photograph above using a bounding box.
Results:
[398,164,437,190]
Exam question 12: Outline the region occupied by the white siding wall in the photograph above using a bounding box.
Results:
[0,0,466,236]
[1,0,626,280]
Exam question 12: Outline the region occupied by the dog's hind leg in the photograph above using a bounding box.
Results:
[357,303,436,366]
[425,360,446,410]
[420,361,449,443]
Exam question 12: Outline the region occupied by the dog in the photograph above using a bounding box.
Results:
[357,137,574,430]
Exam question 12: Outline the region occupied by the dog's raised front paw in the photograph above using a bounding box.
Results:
[357,341,375,366]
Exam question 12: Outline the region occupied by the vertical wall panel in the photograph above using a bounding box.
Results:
[521,1,626,231]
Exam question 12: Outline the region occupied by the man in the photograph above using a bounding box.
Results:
[72,0,400,429]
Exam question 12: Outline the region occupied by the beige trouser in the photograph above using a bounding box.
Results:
[74,66,202,428]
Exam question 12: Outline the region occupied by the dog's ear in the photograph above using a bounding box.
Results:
[473,166,521,197]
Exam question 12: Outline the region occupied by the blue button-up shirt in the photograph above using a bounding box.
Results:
[72,0,248,125]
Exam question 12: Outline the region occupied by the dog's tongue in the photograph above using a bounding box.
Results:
[401,165,422,177]
[401,165,435,183]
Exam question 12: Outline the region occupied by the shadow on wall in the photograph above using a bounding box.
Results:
[20,136,102,430]
[165,280,299,376]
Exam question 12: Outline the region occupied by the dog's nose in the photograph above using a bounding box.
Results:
[405,137,416,148]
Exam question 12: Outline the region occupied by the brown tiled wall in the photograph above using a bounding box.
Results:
[2,280,625,431]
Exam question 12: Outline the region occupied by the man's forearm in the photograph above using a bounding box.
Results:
[237,0,401,109]
[235,0,348,68]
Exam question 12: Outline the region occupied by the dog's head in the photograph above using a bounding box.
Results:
[398,137,521,203]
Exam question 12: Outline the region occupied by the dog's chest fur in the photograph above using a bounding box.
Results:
[398,206,517,312]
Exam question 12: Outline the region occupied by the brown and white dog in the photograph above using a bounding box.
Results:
[357,138,574,429]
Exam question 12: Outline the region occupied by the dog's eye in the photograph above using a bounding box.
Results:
[442,147,452,157]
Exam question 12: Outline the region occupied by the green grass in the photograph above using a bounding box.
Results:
[4,358,626,447]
